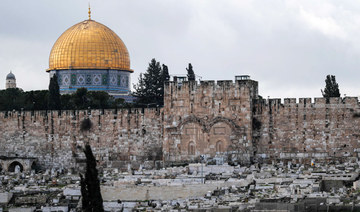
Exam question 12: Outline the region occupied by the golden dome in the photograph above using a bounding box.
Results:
[48,19,132,72]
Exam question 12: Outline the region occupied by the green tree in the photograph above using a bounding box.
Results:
[186,63,195,81]
[60,94,75,110]
[24,90,49,110]
[134,73,145,102]
[48,74,61,110]
[321,75,340,99]
[0,89,51,111]
[0,88,25,111]
[133,58,167,106]
[0,87,120,111]
[162,64,170,82]
[73,88,89,109]
[87,91,113,109]
[79,118,104,212]
[80,144,104,212]
[111,98,125,109]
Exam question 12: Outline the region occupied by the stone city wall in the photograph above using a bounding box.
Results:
[253,97,360,163]
[1,79,360,170]
[0,108,163,170]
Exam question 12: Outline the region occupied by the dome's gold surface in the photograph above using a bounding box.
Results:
[48,20,132,72]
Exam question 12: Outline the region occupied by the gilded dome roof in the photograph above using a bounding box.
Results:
[48,19,132,72]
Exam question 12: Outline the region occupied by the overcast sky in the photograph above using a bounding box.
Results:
[1,0,360,99]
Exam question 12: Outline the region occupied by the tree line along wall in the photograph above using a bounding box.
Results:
[253,97,360,163]
[0,108,164,170]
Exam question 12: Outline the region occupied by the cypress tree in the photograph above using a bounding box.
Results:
[321,75,340,102]
[162,64,170,82]
[79,118,104,212]
[79,174,89,210]
[186,63,195,81]
[80,144,104,212]
[48,74,61,110]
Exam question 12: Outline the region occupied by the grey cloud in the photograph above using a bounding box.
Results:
[1,0,360,99]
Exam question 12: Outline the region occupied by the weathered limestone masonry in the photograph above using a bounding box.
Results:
[253,97,360,163]
[163,79,258,163]
[0,108,163,170]
[1,78,360,170]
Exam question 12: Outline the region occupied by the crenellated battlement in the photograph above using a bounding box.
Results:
[165,79,258,103]
[255,97,359,108]
[0,107,162,118]
[166,79,258,89]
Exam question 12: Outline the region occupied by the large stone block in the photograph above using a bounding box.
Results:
[0,192,13,204]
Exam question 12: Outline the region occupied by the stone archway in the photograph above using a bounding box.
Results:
[208,121,237,156]
[31,161,39,172]
[208,116,245,135]
[179,121,205,158]
[177,115,207,132]
[216,140,223,153]
[8,161,24,173]
[188,141,196,155]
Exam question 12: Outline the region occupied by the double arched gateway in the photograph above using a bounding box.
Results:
[166,115,250,161]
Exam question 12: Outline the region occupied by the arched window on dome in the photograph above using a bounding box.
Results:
[188,141,195,155]
[216,140,223,153]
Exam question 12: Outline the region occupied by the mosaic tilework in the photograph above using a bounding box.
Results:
[121,75,126,87]
[102,74,108,85]
[86,75,92,85]
[71,74,76,85]
[125,76,129,87]
[77,74,85,85]
[62,74,70,86]
[55,70,131,94]
[117,75,121,86]
[110,74,117,86]
[93,74,101,85]
[57,74,62,86]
